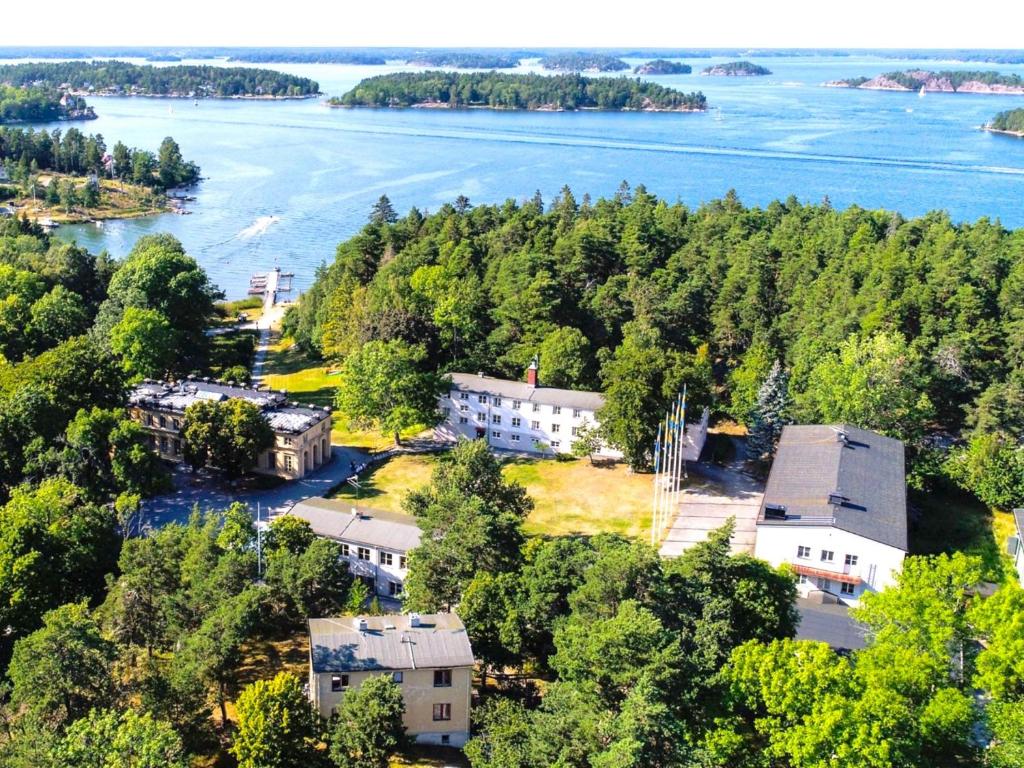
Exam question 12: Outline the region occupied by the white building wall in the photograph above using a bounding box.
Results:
[754,524,905,606]
[436,388,622,458]
[340,543,410,598]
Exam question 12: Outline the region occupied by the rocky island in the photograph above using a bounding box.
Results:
[826,69,1024,94]
[702,61,772,76]
[406,52,520,69]
[634,60,692,75]
[986,108,1024,137]
[329,71,706,112]
[539,53,630,72]
[0,61,321,99]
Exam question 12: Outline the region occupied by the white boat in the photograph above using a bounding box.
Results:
[714,107,724,122]
[918,86,926,98]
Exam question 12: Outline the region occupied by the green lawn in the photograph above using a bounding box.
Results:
[910,482,1015,584]
[331,452,653,539]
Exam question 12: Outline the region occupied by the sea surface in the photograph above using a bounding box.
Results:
[10,55,1024,297]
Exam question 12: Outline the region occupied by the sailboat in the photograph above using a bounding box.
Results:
[714,107,724,122]
[918,86,926,98]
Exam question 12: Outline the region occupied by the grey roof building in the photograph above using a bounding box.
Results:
[447,371,606,412]
[757,424,908,551]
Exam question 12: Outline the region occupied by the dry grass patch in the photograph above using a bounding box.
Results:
[331,452,436,510]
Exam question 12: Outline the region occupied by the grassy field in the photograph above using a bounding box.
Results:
[331,452,653,538]
[260,333,423,450]
[910,482,1016,584]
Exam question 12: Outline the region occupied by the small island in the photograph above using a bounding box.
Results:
[0,127,200,224]
[701,61,772,76]
[986,108,1024,137]
[539,53,630,72]
[826,69,1024,94]
[634,60,692,75]
[329,71,707,112]
[0,85,95,124]
[0,61,320,99]
[406,52,520,69]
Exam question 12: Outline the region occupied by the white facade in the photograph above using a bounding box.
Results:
[343,540,410,599]
[1010,510,1024,587]
[754,524,905,606]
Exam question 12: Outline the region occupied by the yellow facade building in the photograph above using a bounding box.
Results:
[308,613,474,747]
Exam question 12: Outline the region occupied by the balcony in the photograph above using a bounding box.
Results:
[791,563,861,585]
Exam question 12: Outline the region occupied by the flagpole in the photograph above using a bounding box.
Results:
[651,422,662,546]
[672,391,684,523]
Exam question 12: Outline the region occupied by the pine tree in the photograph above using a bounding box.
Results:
[369,194,398,225]
[747,360,790,460]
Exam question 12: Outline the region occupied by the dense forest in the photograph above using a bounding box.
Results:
[634,60,692,75]
[406,52,521,68]
[286,187,1024,503]
[0,61,320,98]
[702,60,772,76]
[331,72,707,111]
[1,127,200,192]
[0,86,94,124]
[228,50,387,64]
[539,53,630,72]
[989,108,1024,134]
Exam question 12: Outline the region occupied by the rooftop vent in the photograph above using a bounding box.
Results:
[834,429,849,444]
[350,507,359,518]
[477,371,485,378]
[764,503,787,520]
[384,622,397,631]
[354,617,368,632]
[828,491,847,506]
[409,612,421,628]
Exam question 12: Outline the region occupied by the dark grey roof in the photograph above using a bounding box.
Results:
[449,372,605,411]
[128,379,331,435]
[796,599,867,652]
[757,425,908,551]
[288,499,422,552]
[309,613,474,673]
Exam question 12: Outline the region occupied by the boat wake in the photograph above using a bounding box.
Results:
[238,215,280,239]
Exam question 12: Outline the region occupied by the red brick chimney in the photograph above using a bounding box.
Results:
[526,356,539,387]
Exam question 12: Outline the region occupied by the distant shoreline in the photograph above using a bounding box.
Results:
[68,90,321,100]
[983,125,1024,138]
[325,100,705,113]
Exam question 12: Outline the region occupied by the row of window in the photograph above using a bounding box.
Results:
[331,668,452,692]
[796,546,858,567]
[798,574,857,596]
[456,392,583,417]
[339,543,408,569]
[145,413,182,431]
[456,426,562,449]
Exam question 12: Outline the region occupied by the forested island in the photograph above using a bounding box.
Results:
[227,50,387,64]
[1,127,199,222]
[986,108,1024,136]
[330,72,707,111]
[634,60,692,75]
[702,60,772,76]
[0,61,320,99]
[406,52,520,68]
[539,53,630,72]
[827,69,1024,94]
[0,86,95,124]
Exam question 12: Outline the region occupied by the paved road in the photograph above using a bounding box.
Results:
[796,597,868,652]
[140,445,369,529]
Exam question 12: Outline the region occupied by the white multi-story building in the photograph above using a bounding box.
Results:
[286,499,421,599]
[435,360,622,458]
[1009,508,1024,587]
[753,425,908,606]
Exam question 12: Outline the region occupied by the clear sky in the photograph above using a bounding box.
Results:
[5,0,1024,49]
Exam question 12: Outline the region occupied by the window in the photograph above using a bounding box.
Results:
[531,420,540,430]
[571,426,580,437]
[491,431,501,439]
[459,417,468,424]
[284,437,293,446]
[284,455,294,471]
[159,415,167,428]
[434,669,452,687]
[512,400,521,409]
[511,434,520,443]
[357,547,370,561]
[459,392,469,400]
[821,550,834,563]
[392,671,403,683]
[492,397,502,406]
[380,552,393,566]
[388,581,401,596]
[478,395,487,404]
[399,555,407,569]
[797,545,811,559]
[551,440,560,449]
[511,417,521,427]
[817,577,832,592]
[551,423,560,433]
[552,406,562,415]
[491,414,501,424]
[173,439,181,455]
[476,413,486,422]
[573,408,582,418]
[172,418,180,430]
[442,407,450,417]
[459,404,468,412]
[845,554,858,567]
[159,436,168,452]
[532,403,540,413]
[331,674,349,691]
[798,574,811,584]
[441,735,450,745]
[433,703,452,721]
[840,582,856,596]
[340,543,350,557]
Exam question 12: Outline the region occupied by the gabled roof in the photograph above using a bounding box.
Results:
[288,498,422,553]
[757,424,908,551]
[308,613,474,673]
[448,372,605,411]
